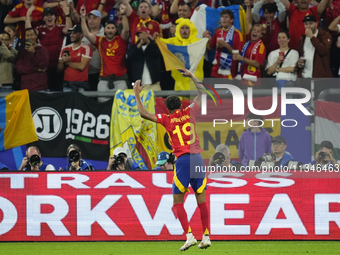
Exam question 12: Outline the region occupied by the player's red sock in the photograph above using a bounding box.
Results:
[173,203,190,233]
[198,202,209,235]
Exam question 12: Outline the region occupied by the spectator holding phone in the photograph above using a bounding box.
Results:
[266,31,299,88]
[58,24,93,92]
[25,5,73,91]
[16,27,49,91]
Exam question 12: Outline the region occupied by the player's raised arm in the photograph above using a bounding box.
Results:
[177,68,206,107]
[133,80,158,122]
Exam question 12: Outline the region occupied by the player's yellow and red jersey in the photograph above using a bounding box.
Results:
[156,101,202,158]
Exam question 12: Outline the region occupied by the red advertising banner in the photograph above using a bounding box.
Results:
[0,171,339,241]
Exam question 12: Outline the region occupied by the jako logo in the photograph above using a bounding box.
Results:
[201,85,312,116]
[198,83,222,107]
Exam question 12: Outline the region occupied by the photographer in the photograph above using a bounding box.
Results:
[19,146,55,171]
[64,144,95,171]
[209,144,243,168]
[310,141,340,169]
[107,147,140,170]
[269,135,294,167]
[154,152,175,170]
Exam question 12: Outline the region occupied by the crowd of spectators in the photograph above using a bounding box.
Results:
[0,0,339,94]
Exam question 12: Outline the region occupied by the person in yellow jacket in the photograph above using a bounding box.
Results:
[159,18,210,91]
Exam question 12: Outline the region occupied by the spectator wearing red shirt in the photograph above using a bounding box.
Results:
[80,5,130,102]
[4,0,43,39]
[233,24,266,86]
[121,0,162,45]
[252,0,286,56]
[58,24,93,92]
[16,27,49,90]
[206,9,244,79]
[170,0,203,19]
[280,0,330,50]
[25,4,72,91]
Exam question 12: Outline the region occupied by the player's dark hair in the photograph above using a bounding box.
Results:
[262,3,277,14]
[164,96,181,111]
[220,9,234,20]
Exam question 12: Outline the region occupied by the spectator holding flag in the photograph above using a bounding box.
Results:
[158,18,210,90]
[205,9,244,79]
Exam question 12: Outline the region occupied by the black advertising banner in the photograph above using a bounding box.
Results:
[29,92,112,161]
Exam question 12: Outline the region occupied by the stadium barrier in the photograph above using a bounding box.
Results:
[0,171,339,241]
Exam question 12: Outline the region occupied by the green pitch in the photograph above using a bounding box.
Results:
[2,241,340,255]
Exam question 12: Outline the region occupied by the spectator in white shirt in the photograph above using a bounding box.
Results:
[266,30,299,88]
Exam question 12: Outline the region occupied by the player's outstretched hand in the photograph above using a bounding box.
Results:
[177,68,192,78]
[133,80,145,94]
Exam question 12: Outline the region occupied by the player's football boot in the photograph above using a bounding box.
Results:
[198,234,211,249]
[180,233,197,251]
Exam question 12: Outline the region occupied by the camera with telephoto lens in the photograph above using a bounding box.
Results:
[112,154,125,170]
[25,154,41,170]
[258,153,276,163]
[319,152,326,159]
[212,152,226,165]
[68,150,80,163]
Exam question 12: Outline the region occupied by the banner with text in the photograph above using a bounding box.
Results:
[0,171,339,241]
[28,92,112,161]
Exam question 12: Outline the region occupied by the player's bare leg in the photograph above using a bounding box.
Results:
[173,193,197,251]
[195,190,211,249]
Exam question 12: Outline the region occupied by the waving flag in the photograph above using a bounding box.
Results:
[315,101,340,159]
[156,37,209,73]
[0,90,37,151]
[191,4,246,38]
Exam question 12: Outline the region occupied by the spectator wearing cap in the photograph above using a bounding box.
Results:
[309,141,340,169]
[25,4,72,91]
[297,15,332,78]
[81,10,105,92]
[4,0,43,39]
[80,5,129,102]
[270,135,294,167]
[16,27,49,91]
[120,0,162,45]
[58,24,93,92]
[0,31,18,92]
[127,25,162,91]
[154,151,175,170]
[297,15,332,98]
[279,0,330,50]
[107,147,140,170]
[238,112,272,167]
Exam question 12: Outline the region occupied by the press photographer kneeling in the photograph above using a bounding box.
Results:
[19,146,55,171]
[107,147,140,170]
[65,144,95,171]
[209,144,243,169]
[309,141,340,169]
